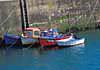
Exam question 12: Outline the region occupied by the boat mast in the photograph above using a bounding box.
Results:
[19,0,25,33]
[23,0,29,28]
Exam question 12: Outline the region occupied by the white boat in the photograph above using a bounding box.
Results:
[56,35,73,42]
[57,37,85,46]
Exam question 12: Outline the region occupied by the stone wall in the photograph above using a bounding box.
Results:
[0,0,21,34]
[0,0,100,34]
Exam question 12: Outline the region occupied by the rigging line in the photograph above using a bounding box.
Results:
[0,9,15,26]
[86,0,98,25]
[0,9,21,49]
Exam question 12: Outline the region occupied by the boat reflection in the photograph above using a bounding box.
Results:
[39,43,85,51]
[68,44,85,55]
[72,43,85,48]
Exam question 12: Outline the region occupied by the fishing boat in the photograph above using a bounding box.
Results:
[21,27,40,46]
[2,0,41,48]
[4,27,40,46]
[39,30,57,47]
[4,33,21,46]
[39,28,73,47]
[56,37,85,47]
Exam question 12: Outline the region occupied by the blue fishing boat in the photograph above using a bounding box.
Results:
[2,0,41,48]
[4,27,40,47]
[4,33,21,46]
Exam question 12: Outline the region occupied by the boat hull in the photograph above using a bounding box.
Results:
[56,35,73,42]
[57,38,85,47]
[39,35,72,47]
[4,33,22,46]
[21,37,38,45]
[39,38,56,47]
[3,33,39,48]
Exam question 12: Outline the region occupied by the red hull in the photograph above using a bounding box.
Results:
[39,36,71,47]
[39,38,56,47]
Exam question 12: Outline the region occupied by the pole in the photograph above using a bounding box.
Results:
[19,0,25,33]
[23,0,29,28]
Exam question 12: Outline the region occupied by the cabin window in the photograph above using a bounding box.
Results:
[34,31,39,36]
[25,30,33,37]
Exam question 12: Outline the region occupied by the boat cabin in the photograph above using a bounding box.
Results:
[40,28,59,37]
[22,27,40,38]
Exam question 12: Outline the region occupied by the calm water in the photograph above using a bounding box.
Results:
[0,31,100,70]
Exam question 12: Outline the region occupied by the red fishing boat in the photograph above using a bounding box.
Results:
[39,35,72,47]
[39,28,72,47]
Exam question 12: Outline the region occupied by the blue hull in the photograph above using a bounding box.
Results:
[4,33,22,45]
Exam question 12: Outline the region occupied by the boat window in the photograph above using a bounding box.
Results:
[34,31,40,36]
[25,30,33,37]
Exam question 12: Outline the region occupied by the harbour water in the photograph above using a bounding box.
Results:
[0,31,100,70]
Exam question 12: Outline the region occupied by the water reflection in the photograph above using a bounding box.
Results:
[0,31,100,70]
[0,43,86,70]
[0,44,85,57]
[68,44,85,55]
[39,43,85,52]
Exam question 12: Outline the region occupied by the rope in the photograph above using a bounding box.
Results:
[0,9,15,26]
[0,7,23,49]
